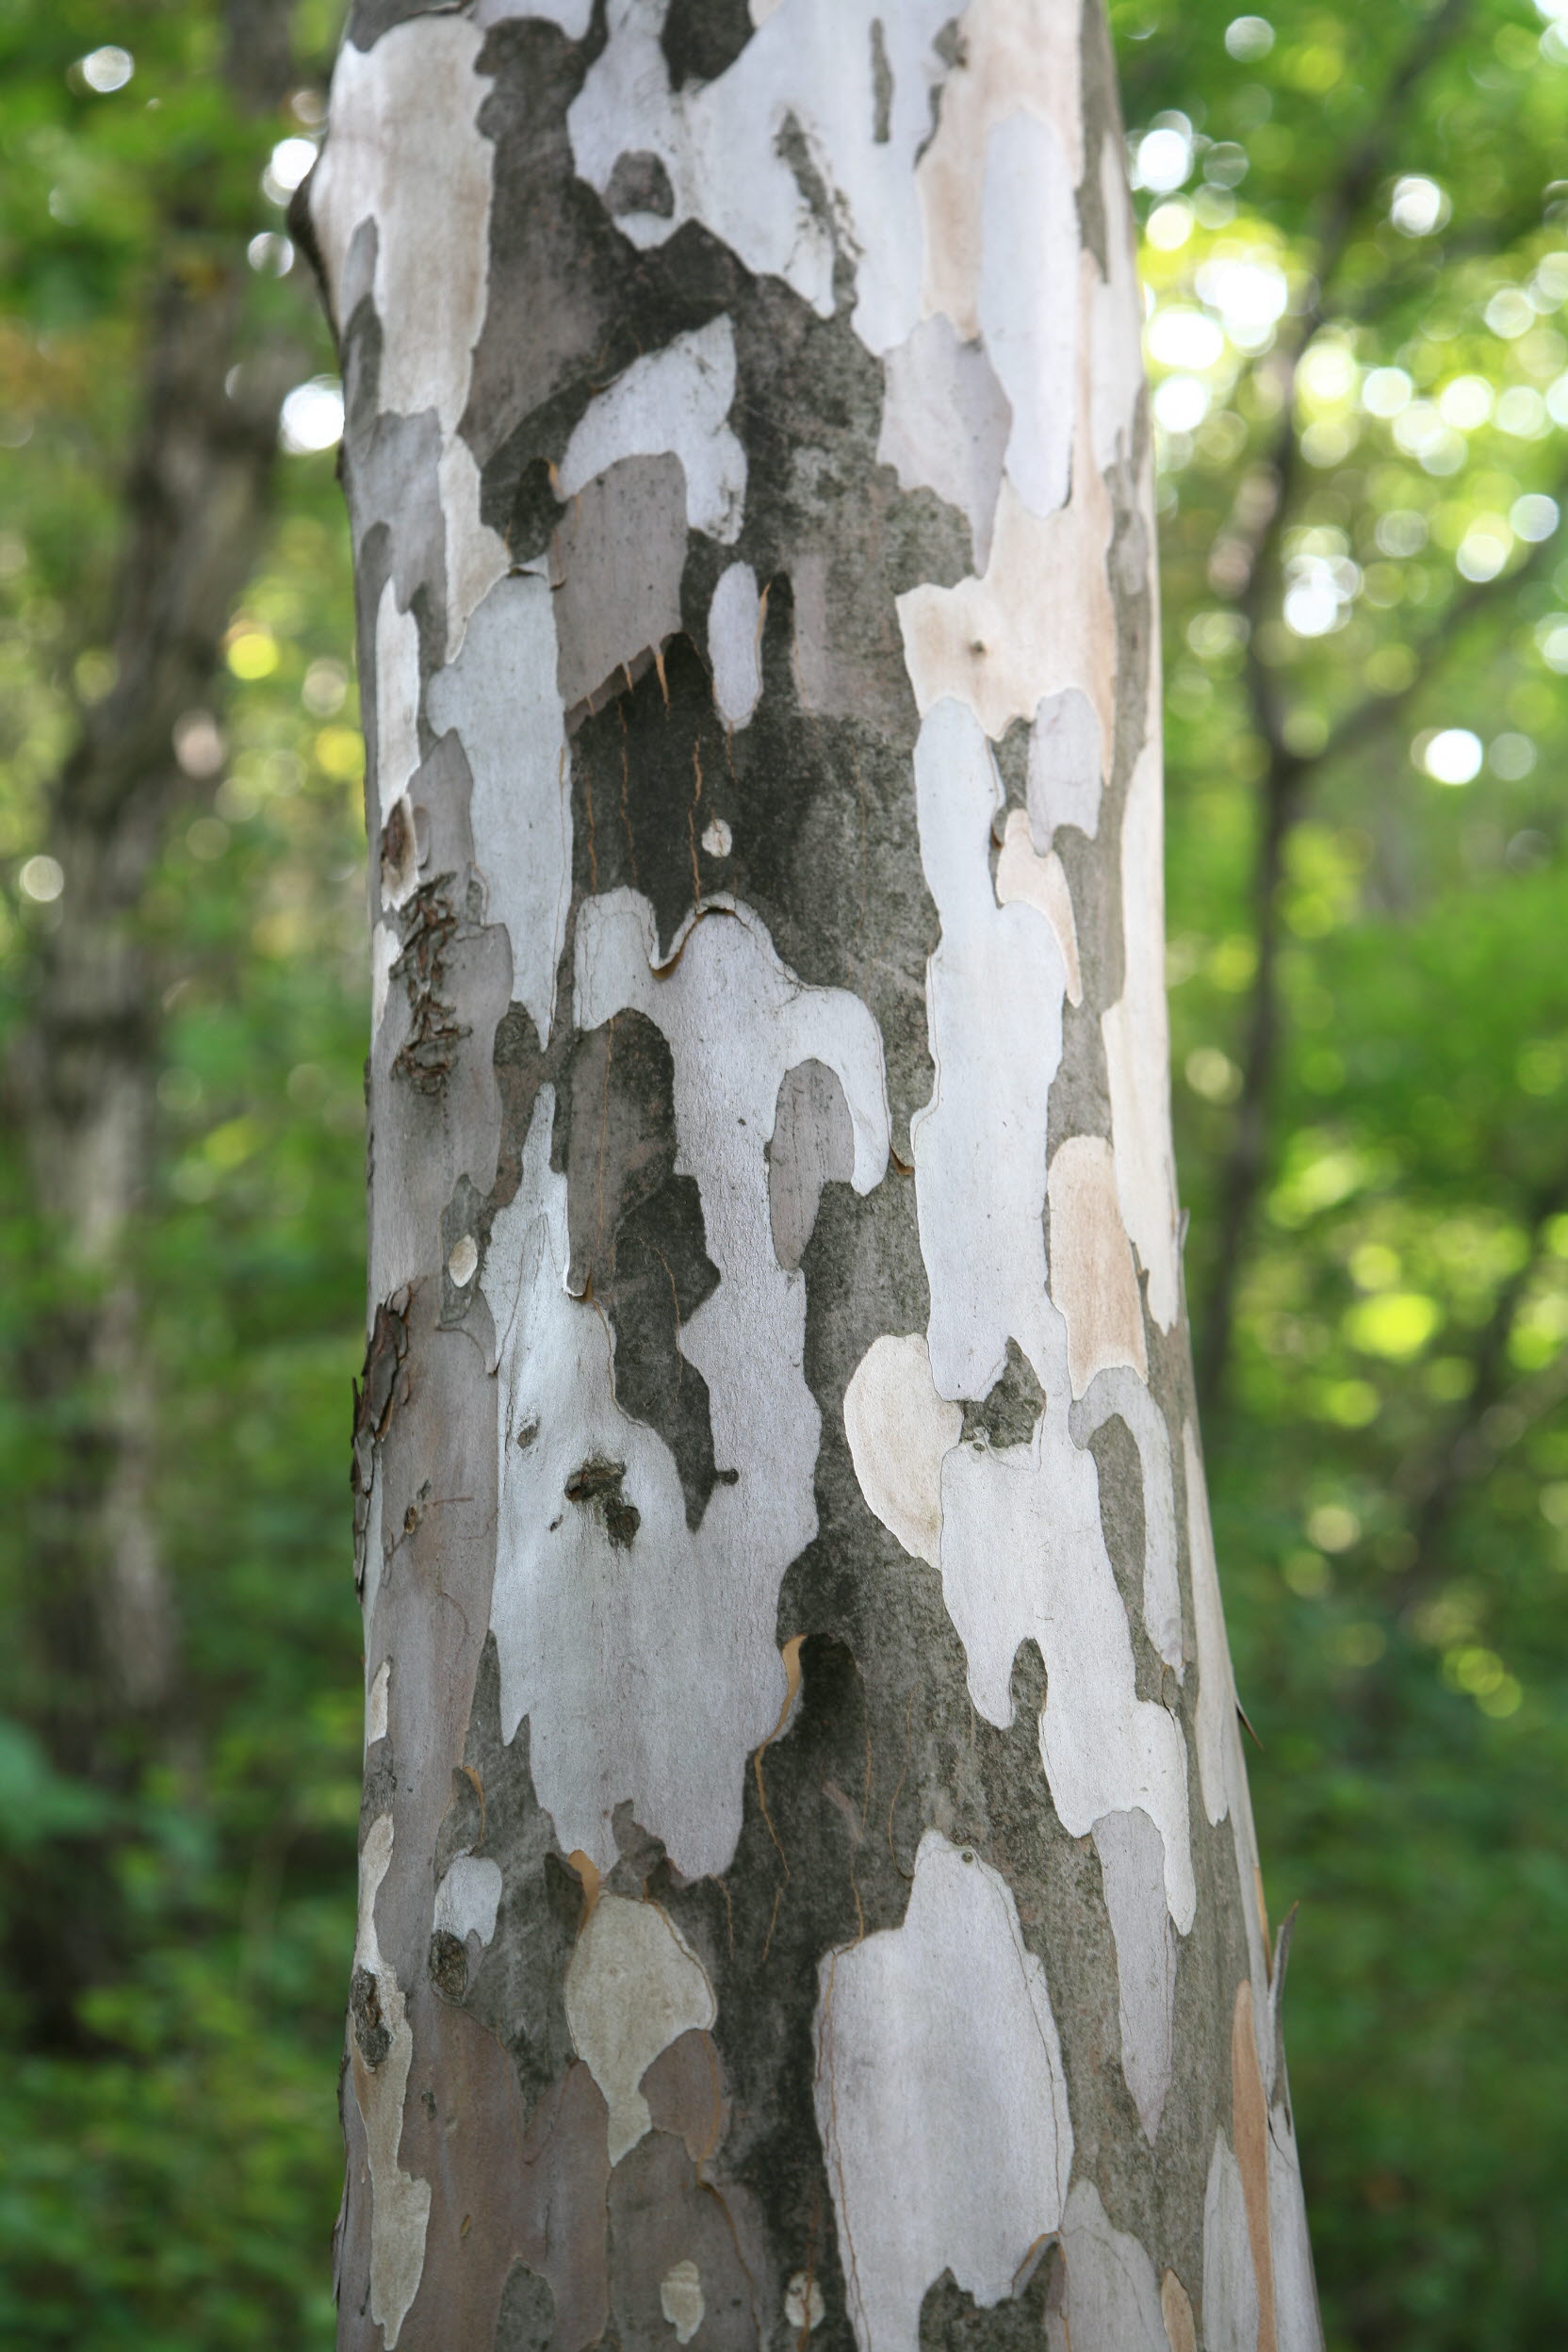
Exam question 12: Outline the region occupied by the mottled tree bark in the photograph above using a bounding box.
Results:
[311,7,1319,2348]
[5,0,301,2042]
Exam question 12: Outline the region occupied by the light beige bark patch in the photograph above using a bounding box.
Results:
[916,0,1086,334]
[1102,731,1181,1331]
[565,1893,716,2168]
[842,1331,962,1567]
[1046,1133,1147,1396]
[660,2259,705,2344]
[351,1813,431,2349]
[896,390,1115,749]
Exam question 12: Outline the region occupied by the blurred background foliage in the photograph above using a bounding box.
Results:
[0,0,1563,2344]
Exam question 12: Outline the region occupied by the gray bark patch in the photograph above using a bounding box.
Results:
[769,1059,856,1271]
[961,1338,1047,1451]
[564,1011,723,1527]
[918,2247,1060,2352]
[552,453,687,723]
[495,2262,555,2352]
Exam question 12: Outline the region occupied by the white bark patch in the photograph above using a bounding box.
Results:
[660,2260,706,2344]
[360,1459,384,1630]
[1186,1423,1275,2086]
[994,809,1081,1005]
[433,1854,503,1950]
[938,1364,1195,1934]
[426,572,571,1049]
[1203,2132,1261,2352]
[366,1657,390,1747]
[891,698,1193,1936]
[700,815,733,858]
[1102,735,1182,1331]
[909,699,1065,1402]
[1090,132,1146,473]
[1027,687,1103,848]
[1073,1368,1181,1675]
[707,560,762,731]
[564,1891,716,2166]
[1055,2178,1168,2351]
[551,453,688,716]
[814,1831,1073,2352]
[877,315,1012,572]
[915,0,1086,335]
[1267,2101,1320,2352]
[485,890,890,1880]
[1045,1135,1147,1396]
[977,111,1078,518]
[785,2273,826,2333]
[436,437,510,662]
[373,580,422,832]
[448,1233,479,1287]
[1092,1807,1176,2144]
[351,1813,431,2348]
[842,1332,962,1568]
[568,0,956,355]
[370,920,399,1037]
[312,18,506,659]
[1186,1420,1237,1832]
[558,316,747,544]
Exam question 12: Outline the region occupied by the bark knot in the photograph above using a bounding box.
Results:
[564,1454,641,1549]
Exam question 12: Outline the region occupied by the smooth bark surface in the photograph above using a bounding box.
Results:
[311,6,1320,2347]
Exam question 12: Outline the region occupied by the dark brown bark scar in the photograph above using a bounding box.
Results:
[350,1965,391,2067]
[564,1454,641,1548]
[390,876,473,1096]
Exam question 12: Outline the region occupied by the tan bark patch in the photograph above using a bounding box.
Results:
[995,809,1082,1004]
[915,0,1086,335]
[1160,2268,1197,2352]
[1046,1134,1147,1396]
[1233,1981,1279,2352]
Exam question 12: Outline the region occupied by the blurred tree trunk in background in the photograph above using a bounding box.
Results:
[312,4,1319,2347]
[4,0,302,2044]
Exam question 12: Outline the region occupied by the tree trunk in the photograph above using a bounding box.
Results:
[5,0,301,2045]
[310,5,1320,2346]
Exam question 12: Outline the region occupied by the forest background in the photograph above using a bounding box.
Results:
[1,1,1564,2344]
